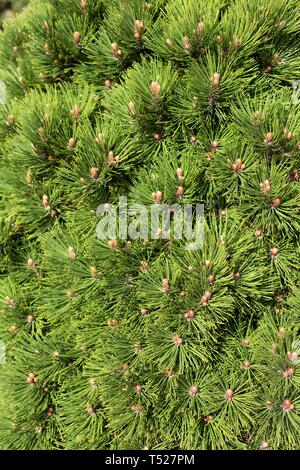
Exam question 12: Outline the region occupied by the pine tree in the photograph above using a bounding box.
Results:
[0,0,299,450]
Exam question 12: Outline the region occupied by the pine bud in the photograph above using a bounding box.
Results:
[90,266,97,277]
[289,169,299,181]
[176,186,184,198]
[6,114,14,126]
[44,43,50,55]
[27,372,38,384]
[241,361,251,369]
[67,247,76,259]
[179,291,187,297]
[27,314,34,323]
[197,22,205,34]
[187,266,194,272]
[225,389,234,401]
[184,310,196,321]
[255,230,263,238]
[232,159,245,172]
[47,406,55,417]
[191,135,198,144]
[208,274,215,284]
[161,278,170,292]
[89,378,97,387]
[203,415,213,423]
[282,368,294,378]
[200,290,212,306]
[70,104,80,120]
[259,441,269,450]
[73,31,81,47]
[80,0,87,10]
[68,137,76,148]
[108,319,118,329]
[215,35,221,43]
[275,292,283,302]
[108,239,118,249]
[131,404,142,414]
[211,140,218,150]
[251,111,261,122]
[67,290,76,299]
[264,132,273,144]
[128,101,136,116]
[43,20,49,31]
[234,272,241,280]
[278,327,285,337]
[140,260,148,272]
[270,247,279,258]
[134,20,144,39]
[271,198,281,207]
[263,65,272,73]
[111,42,122,59]
[242,338,250,347]
[86,406,96,415]
[281,399,294,412]
[188,385,199,396]
[211,73,220,88]
[90,167,99,180]
[176,167,184,180]
[260,179,271,193]
[153,132,162,141]
[134,384,142,393]
[183,36,191,50]
[140,308,148,316]
[107,150,119,166]
[104,79,112,89]
[27,258,35,269]
[287,351,298,362]
[150,81,160,97]
[151,191,163,203]
[166,38,172,47]
[53,351,60,358]
[9,325,18,334]
[165,369,174,378]
[172,335,183,346]
[266,400,274,410]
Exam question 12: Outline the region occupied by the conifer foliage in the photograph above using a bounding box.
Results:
[0,0,299,450]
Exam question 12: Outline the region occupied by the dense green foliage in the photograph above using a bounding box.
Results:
[0,0,299,450]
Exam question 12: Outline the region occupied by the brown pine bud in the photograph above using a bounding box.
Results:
[271,198,281,207]
[252,111,261,122]
[255,230,263,238]
[176,186,184,198]
[108,319,118,329]
[191,135,198,144]
[53,351,60,359]
[131,404,142,414]
[211,140,218,150]
[153,132,162,141]
[208,274,215,284]
[47,406,55,417]
[242,338,251,347]
[27,314,34,323]
[70,104,80,120]
[282,368,294,378]
[184,310,196,321]
[90,167,99,180]
[211,73,220,87]
[44,43,50,55]
[140,260,148,272]
[183,36,191,50]
[270,247,279,258]
[281,399,294,412]
[289,169,299,181]
[128,101,136,116]
[187,266,194,272]
[134,384,142,393]
[205,259,212,269]
[172,335,183,346]
[6,114,14,126]
[215,35,221,43]
[260,179,271,193]
[104,79,112,89]
[73,31,81,47]
[161,278,170,292]
[67,247,76,259]
[286,131,293,140]
[263,65,272,73]
[203,415,213,423]
[179,291,187,297]
[234,272,241,280]
[200,290,212,306]
[151,191,163,203]
[166,38,172,47]
[86,406,96,415]
[108,239,118,249]
[188,385,199,396]
[225,389,234,401]
[43,20,49,31]
[89,378,97,387]
[150,81,160,97]
[134,20,144,39]
[68,137,76,148]
[264,132,273,144]
[287,351,298,362]
[9,325,18,334]
[259,441,269,450]
[232,158,245,172]
[107,150,119,166]
[165,369,174,378]
[27,373,38,384]
[266,400,274,409]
